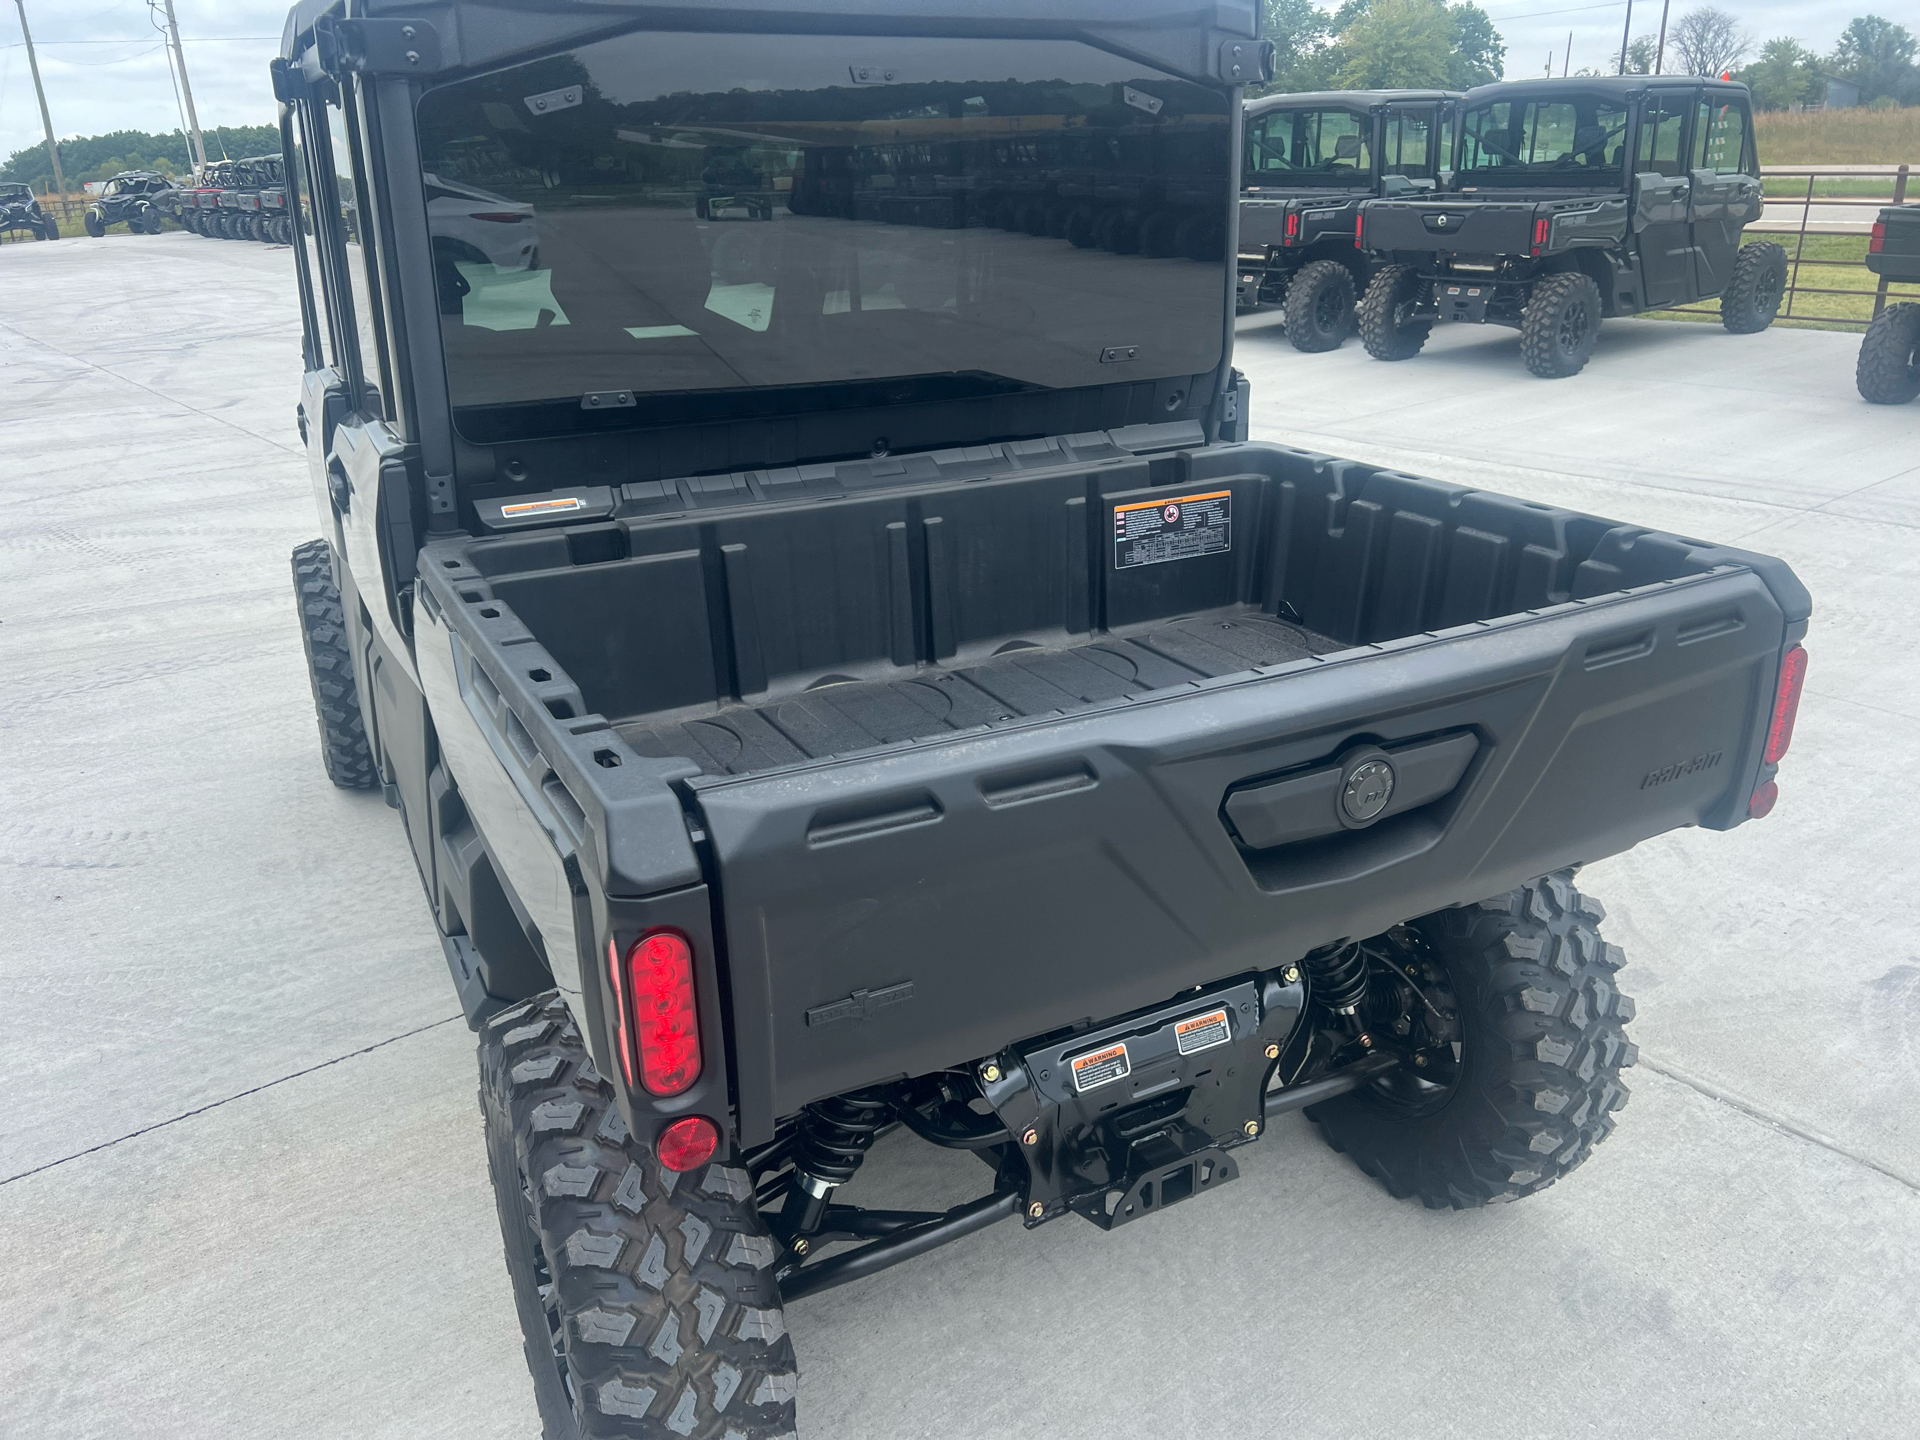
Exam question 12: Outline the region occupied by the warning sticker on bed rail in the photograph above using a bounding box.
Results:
[500,496,586,518]
[1113,490,1231,569]
[1068,1041,1132,1093]
[1174,1008,1232,1055]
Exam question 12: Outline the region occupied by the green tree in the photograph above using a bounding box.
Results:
[1448,3,1506,87]
[1257,0,1339,92]
[1624,35,1659,74]
[1,125,278,193]
[1334,0,1455,88]
[1827,15,1920,106]
[1737,38,1823,109]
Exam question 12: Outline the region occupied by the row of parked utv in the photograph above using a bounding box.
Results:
[0,158,296,244]
[1235,77,1792,379]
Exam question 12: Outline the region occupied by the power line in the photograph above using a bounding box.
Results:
[0,35,278,46]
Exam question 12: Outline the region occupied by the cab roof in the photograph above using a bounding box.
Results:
[1247,89,1459,114]
[1463,75,1751,104]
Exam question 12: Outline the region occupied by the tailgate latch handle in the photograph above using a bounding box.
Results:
[1223,731,1479,852]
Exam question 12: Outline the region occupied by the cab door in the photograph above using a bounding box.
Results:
[1688,92,1762,295]
[1380,101,1441,190]
[1630,91,1695,309]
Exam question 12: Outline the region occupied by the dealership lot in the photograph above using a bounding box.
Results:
[2,234,1915,1438]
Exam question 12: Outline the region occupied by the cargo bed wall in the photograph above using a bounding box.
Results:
[449,442,1788,779]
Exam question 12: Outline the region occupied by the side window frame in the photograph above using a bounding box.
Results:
[299,84,365,399]
[338,80,398,419]
[277,92,325,374]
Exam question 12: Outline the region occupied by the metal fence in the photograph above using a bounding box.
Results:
[1663,163,1915,327]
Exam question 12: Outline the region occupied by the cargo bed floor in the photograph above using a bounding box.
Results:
[616,610,1342,777]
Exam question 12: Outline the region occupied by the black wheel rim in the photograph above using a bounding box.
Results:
[1759,267,1784,313]
[1557,299,1590,352]
[1315,284,1343,331]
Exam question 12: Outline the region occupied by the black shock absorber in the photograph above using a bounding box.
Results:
[782,1088,892,1237]
[1303,941,1371,1015]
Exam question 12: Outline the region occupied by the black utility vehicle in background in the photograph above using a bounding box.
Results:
[0,182,58,241]
[1857,202,1920,404]
[1237,89,1458,351]
[1356,77,1787,377]
[275,5,1809,1435]
[82,171,173,236]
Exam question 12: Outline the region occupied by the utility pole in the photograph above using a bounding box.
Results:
[1617,0,1635,74]
[12,0,68,210]
[1654,0,1672,74]
[1563,32,1572,77]
[160,0,207,173]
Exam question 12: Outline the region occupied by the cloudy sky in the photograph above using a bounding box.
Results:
[0,0,1885,170]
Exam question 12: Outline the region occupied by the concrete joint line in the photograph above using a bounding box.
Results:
[0,1015,463,1188]
[1638,1053,1920,1196]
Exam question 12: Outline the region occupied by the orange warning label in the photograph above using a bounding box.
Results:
[501,496,586,518]
[1113,489,1231,569]
[1068,1041,1132,1093]
[1174,1008,1232,1056]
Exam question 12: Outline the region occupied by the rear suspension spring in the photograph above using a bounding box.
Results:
[1304,941,1370,1014]
[783,1088,892,1236]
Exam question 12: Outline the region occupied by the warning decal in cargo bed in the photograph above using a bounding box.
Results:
[1113,490,1231,569]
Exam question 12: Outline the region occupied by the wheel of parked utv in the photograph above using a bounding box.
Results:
[1519,271,1603,378]
[1357,264,1432,361]
[289,539,376,790]
[37,217,57,240]
[1720,240,1788,334]
[1139,209,1182,258]
[1855,302,1920,404]
[1307,871,1637,1209]
[1283,259,1356,353]
[481,994,799,1440]
[1064,205,1101,249]
[83,209,106,238]
[1098,209,1141,255]
[1175,213,1224,262]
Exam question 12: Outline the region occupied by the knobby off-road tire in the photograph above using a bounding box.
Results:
[1358,264,1432,361]
[1855,302,1920,405]
[481,994,798,1440]
[1308,871,1637,1208]
[1519,271,1603,378]
[1284,259,1357,353]
[1720,240,1788,334]
[289,539,377,789]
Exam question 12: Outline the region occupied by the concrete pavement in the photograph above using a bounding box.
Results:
[2,234,1916,1439]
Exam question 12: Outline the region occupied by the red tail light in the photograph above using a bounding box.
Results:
[1531,217,1550,256]
[1764,645,1807,765]
[1748,780,1779,820]
[1284,210,1299,245]
[469,211,524,223]
[621,931,702,1096]
[1353,211,1364,249]
[1868,222,1886,254]
[657,1116,719,1172]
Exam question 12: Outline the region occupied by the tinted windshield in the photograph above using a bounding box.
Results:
[1244,107,1371,186]
[415,33,1231,436]
[1458,95,1627,185]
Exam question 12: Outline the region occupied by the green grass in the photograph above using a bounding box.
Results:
[1648,233,1920,331]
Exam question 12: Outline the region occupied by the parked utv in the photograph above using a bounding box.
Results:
[82,170,173,236]
[1857,202,1920,405]
[1237,89,1458,351]
[0,182,58,241]
[275,5,1809,1436]
[227,154,294,242]
[1356,77,1787,377]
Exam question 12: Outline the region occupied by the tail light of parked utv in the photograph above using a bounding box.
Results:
[608,931,703,1096]
[1868,222,1886,254]
[1284,210,1299,245]
[1353,211,1364,249]
[1531,218,1549,256]
[1750,645,1808,819]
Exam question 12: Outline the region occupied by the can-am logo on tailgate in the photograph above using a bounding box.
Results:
[1641,752,1723,789]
